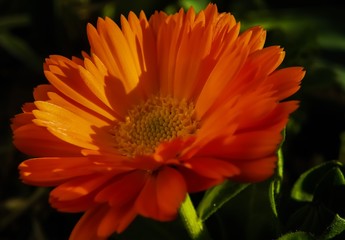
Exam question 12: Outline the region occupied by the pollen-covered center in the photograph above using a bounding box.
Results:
[113,96,199,157]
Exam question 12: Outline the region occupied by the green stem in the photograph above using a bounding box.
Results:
[179,194,212,240]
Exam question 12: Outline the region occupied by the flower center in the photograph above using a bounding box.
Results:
[113,96,199,157]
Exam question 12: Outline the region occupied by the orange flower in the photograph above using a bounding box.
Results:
[12,4,305,240]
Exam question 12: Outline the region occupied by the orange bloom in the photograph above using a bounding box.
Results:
[12,4,304,240]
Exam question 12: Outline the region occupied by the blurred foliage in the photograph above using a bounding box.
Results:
[1,0,345,239]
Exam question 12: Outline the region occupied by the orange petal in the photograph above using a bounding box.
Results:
[196,96,238,144]
[172,9,215,100]
[129,11,160,96]
[47,91,112,128]
[237,101,299,131]
[135,167,185,221]
[248,46,285,75]
[267,67,305,100]
[184,157,240,179]
[11,110,35,130]
[33,84,55,101]
[95,170,146,206]
[44,56,116,121]
[155,8,184,97]
[80,55,129,119]
[135,174,158,219]
[177,166,224,192]
[197,130,282,160]
[232,155,277,182]
[243,26,266,53]
[195,40,248,117]
[154,137,196,162]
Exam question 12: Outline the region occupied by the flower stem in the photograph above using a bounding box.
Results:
[179,194,212,240]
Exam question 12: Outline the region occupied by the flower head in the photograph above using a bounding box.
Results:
[12,4,304,239]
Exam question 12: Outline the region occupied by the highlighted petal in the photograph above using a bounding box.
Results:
[13,123,83,157]
[19,157,97,186]
[33,101,114,151]
[50,174,114,201]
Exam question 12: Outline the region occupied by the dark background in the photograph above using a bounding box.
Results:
[1,0,345,239]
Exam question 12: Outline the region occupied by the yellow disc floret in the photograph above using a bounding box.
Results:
[113,96,199,156]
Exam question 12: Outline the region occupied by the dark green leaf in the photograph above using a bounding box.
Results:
[313,167,345,202]
[277,231,315,240]
[320,214,345,240]
[285,203,334,236]
[0,15,31,29]
[197,181,249,221]
[0,31,41,72]
[208,181,280,240]
[291,161,344,202]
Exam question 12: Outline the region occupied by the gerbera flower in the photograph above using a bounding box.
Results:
[11,3,305,240]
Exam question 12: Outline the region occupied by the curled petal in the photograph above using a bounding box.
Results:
[156,167,187,217]
[70,205,108,240]
[135,167,187,221]
[97,204,137,237]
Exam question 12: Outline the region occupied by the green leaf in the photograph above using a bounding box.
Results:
[320,214,345,240]
[291,161,344,202]
[276,231,315,240]
[196,181,249,221]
